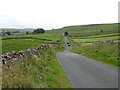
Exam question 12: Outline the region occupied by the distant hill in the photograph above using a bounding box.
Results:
[46,23,119,36]
[0,28,35,34]
[59,23,119,33]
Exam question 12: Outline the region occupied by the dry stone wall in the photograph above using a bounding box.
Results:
[0,44,51,68]
[92,40,119,45]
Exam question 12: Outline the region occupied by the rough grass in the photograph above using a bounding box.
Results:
[73,36,119,43]
[2,39,50,54]
[56,36,66,52]
[80,44,119,67]
[2,45,71,88]
[68,37,119,67]
[0,37,1,88]
[114,40,120,42]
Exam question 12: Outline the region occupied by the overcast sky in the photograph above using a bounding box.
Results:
[0,0,119,30]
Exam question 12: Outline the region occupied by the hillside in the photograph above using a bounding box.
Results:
[1,23,119,88]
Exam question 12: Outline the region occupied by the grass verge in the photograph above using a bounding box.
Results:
[2,44,71,88]
[56,36,66,52]
[68,37,119,67]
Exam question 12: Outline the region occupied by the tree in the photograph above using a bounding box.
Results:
[64,31,69,36]
[6,31,11,35]
[26,31,29,35]
[33,28,45,34]
[100,30,104,32]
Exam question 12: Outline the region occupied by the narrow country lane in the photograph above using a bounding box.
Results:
[57,37,118,88]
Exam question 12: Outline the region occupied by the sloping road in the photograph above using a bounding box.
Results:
[57,37,118,88]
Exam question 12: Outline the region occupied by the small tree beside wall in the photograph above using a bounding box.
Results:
[64,31,69,36]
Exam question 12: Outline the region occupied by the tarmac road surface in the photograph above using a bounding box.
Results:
[56,37,118,88]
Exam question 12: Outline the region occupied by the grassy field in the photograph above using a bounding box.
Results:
[1,32,64,54]
[73,36,119,43]
[71,33,119,38]
[79,43,92,46]
[2,44,71,88]
[2,33,61,40]
[2,39,50,54]
[60,23,118,36]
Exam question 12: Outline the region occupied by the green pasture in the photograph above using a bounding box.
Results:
[1,32,63,55]
[2,33,61,40]
[58,23,119,37]
[79,43,92,46]
[71,33,120,38]
[73,36,119,43]
[62,24,118,34]
[2,39,50,54]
